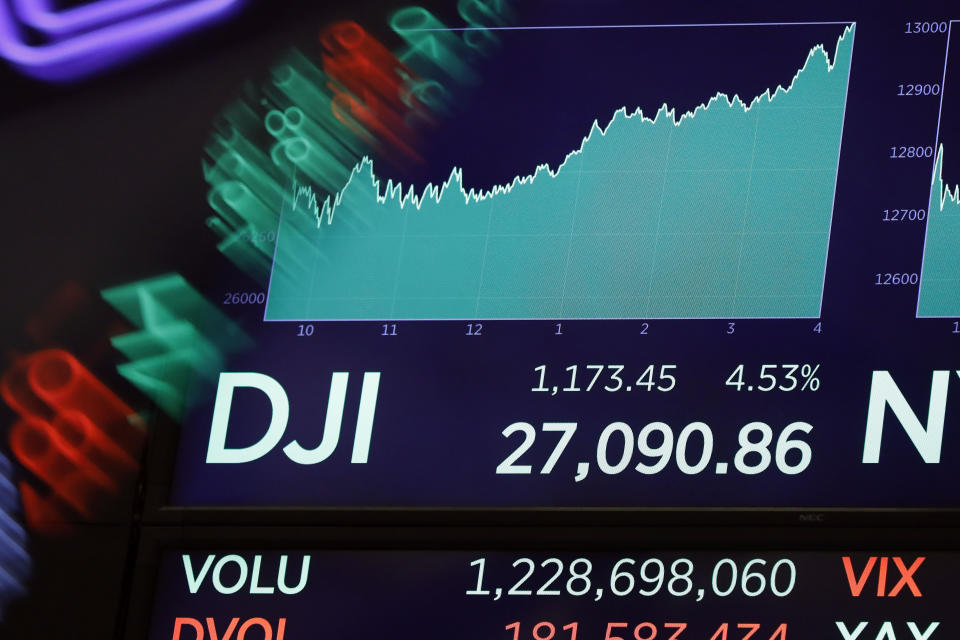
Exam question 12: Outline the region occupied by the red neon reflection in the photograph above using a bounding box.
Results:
[3,349,144,454]
[1,349,144,531]
[320,21,425,163]
[10,417,116,517]
[18,482,69,536]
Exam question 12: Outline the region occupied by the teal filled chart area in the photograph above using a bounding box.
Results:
[918,20,960,318]
[918,145,960,316]
[264,24,855,321]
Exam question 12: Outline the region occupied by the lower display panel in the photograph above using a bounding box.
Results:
[132,529,955,640]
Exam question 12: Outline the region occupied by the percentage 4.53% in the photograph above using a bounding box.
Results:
[725,364,821,392]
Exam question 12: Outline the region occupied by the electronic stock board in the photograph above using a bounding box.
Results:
[4,1,959,638]
[125,0,960,520]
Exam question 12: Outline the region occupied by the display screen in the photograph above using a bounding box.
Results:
[7,2,960,639]
[148,549,951,639]
[141,2,960,509]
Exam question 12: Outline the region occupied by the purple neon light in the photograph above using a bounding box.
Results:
[0,0,243,81]
[11,0,180,36]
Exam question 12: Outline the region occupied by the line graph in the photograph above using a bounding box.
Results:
[918,20,960,319]
[265,23,855,321]
[918,146,960,317]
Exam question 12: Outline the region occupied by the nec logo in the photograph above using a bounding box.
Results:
[0,0,243,82]
[205,372,381,465]
[798,513,824,523]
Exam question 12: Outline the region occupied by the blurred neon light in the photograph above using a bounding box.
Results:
[0,350,145,533]
[11,0,179,35]
[0,0,243,81]
[0,452,30,620]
